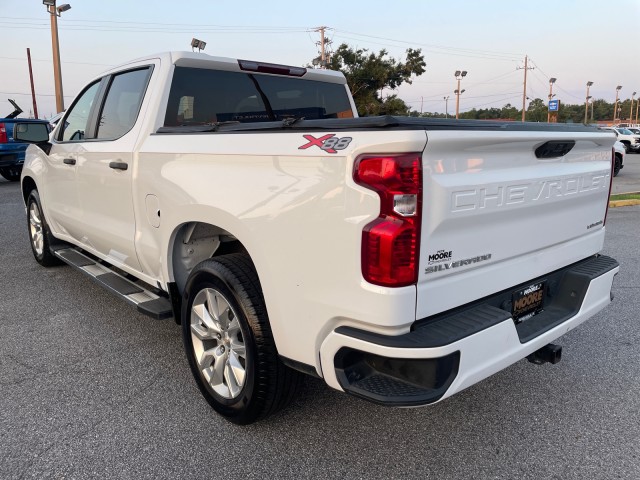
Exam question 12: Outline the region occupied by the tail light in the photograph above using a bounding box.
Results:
[604,147,614,226]
[354,153,422,287]
[0,123,7,144]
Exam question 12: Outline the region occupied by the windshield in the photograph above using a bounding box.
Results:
[618,128,633,135]
[164,67,353,126]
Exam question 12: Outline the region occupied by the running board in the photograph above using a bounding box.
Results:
[53,248,173,320]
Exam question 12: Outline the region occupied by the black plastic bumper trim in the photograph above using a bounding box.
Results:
[336,254,618,349]
[335,348,460,407]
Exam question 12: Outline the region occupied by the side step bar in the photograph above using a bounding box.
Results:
[53,247,173,320]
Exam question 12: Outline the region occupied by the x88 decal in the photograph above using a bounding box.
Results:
[298,134,352,154]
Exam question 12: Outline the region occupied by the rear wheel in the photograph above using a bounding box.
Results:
[0,166,21,182]
[614,155,622,177]
[181,253,299,424]
[26,190,62,267]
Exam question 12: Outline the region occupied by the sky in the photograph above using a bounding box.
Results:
[1,0,639,119]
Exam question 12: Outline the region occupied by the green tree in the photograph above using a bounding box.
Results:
[327,44,426,116]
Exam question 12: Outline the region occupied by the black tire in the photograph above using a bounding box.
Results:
[614,155,622,177]
[0,166,22,182]
[26,190,63,267]
[181,253,300,425]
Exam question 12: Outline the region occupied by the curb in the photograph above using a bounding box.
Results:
[609,199,640,208]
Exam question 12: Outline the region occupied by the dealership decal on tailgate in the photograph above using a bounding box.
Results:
[512,281,546,323]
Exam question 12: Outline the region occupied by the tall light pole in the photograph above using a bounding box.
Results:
[547,77,556,123]
[613,85,622,124]
[454,70,467,119]
[630,91,636,123]
[636,98,639,124]
[443,95,449,118]
[585,81,593,124]
[43,0,71,113]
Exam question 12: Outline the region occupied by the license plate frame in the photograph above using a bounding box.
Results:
[512,281,546,323]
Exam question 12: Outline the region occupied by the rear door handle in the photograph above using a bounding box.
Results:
[109,161,128,171]
[63,158,76,165]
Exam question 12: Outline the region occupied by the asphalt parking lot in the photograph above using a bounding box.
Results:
[613,151,640,194]
[1,176,639,479]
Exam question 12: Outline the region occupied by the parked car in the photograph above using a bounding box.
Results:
[602,127,640,153]
[613,140,625,176]
[0,100,51,181]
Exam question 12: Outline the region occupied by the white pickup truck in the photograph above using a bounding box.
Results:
[15,52,619,424]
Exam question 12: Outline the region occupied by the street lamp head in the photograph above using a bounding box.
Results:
[42,0,55,6]
[586,95,592,100]
[461,71,467,77]
[633,91,637,96]
[549,77,557,84]
[454,70,461,77]
[57,4,71,13]
[616,85,622,91]
[586,81,593,87]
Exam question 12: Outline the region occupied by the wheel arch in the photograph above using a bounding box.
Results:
[21,176,37,205]
[167,221,252,323]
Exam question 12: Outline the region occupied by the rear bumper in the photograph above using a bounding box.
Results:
[320,255,619,406]
[0,144,27,167]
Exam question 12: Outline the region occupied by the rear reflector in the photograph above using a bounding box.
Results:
[0,123,7,144]
[354,154,422,287]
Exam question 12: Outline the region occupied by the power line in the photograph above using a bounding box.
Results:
[333,29,522,60]
[0,56,113,67]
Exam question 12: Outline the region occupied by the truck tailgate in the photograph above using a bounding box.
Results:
[417,129,615,319]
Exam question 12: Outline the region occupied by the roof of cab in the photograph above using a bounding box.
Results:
[101,51,346,84]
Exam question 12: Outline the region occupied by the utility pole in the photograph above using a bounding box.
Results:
[314,26,330,68]
[454,70,467,120]
[636,99,639,124]
[420,96,423,115]
[26,48,39,119]
[44,1,71,113]
[630,92,636,123]
[517,55,534,122]
[444,96,449,118]
[585,81,593,124]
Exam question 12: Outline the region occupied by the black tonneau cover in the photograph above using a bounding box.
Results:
[156,115,606,135]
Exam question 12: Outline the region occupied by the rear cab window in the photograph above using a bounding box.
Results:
[164,67,353,127]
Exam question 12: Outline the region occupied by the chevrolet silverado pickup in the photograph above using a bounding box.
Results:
[15,52,619,424]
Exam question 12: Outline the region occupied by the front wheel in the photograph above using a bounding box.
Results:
[26,190,63,267]
[181,253,299,425]
[614,155,622,177]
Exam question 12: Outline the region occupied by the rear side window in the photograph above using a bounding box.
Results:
[96,68,151,140]
[164,67,353,126]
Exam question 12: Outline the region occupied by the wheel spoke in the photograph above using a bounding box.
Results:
[29,207,41,226]
[199,347,217,369]
[209,350,226,386]
[192,302,222,335]
[224,362,242,398]
[190,322,212,340]
[228,350,246,387]
[229,336,245,357]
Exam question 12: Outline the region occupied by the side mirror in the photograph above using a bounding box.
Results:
[13,122,50,143]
